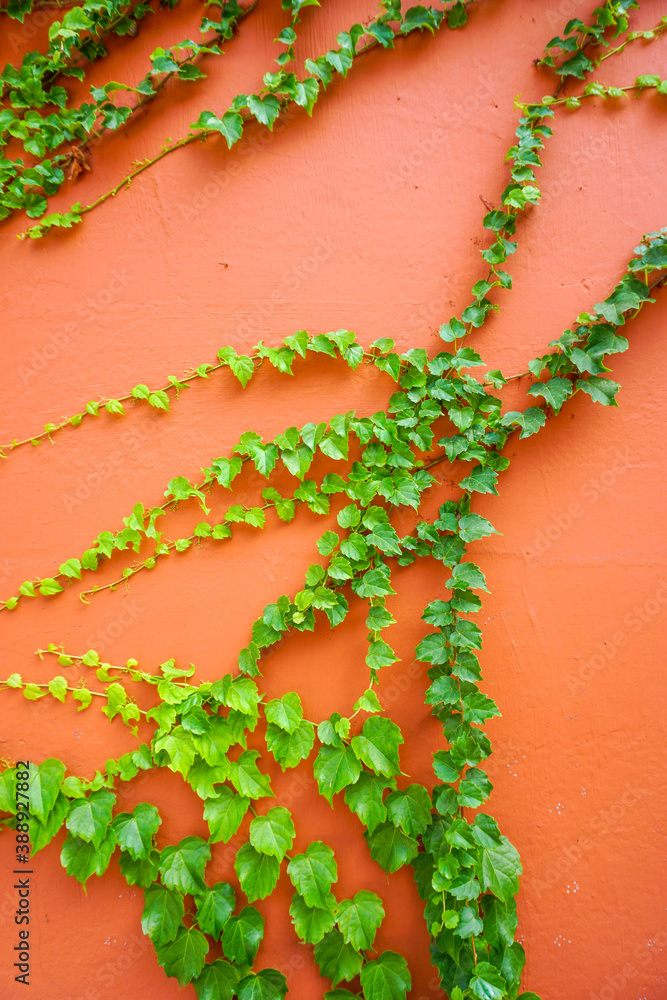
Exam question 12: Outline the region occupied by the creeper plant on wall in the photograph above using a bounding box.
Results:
[1,1,666,998]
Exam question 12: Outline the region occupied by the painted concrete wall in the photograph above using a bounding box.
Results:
[1,1,666,998]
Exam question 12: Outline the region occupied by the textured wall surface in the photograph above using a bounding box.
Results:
[0,1,666,998]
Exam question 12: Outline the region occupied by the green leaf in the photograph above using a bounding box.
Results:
[249,806,295,860]
[447,562,489,592]
[235,842,281,901]
[193,959,239,1000]
[289,891,336,944]
[314,745,362,802]
[204,787,250,843]
[527,376,572,413]
[359,951,411,1000]
[365,822,418,872]
[247,93,282,129]
[314,929,363,986]
[153,725,197,777]
[480,837,522,903]
[39,577,64,596]
[576,376,619,406]
[159,836,210,894]
[385,784,432,837]
[232,750,273,799]
[222,906,264,965]
[237,969,288,1000]
[158,926,208,986]
[265,692,303,733]
[46,674,67,702]
[198,109,244,147]
[344,772,394,833]
[350,717,403,778]
[266,719,315,770]
[30,790,69,852]
[112,802,161,859]
[195,881,236,939]
[457,513,499,542]
[459,466,499,495]
[469,962,508,1000]
[287,841,338,908]
[60,828,116,886]
[142,884,185,948]
[119,849,160,888]
[336,890,384,950]
[65,789,115,848]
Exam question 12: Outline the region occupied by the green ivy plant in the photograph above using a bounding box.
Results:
[1,2,666,999]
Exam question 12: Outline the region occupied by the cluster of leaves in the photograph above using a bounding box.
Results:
[0,0,261,222]
[14,0,477,237]
[537,0,639,80]
[2,2,666,999]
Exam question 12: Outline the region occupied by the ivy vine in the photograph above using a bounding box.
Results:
[2,2,666,999]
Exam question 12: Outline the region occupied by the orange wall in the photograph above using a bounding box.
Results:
[1,1,666,998]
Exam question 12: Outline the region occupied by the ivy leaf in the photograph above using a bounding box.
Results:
[469,961,508,999]
[29,791,69,852]
[266,720,315,770]
[237,969,288,1000]
[359,951,411,1000]
[457,513,498,542]
[65,789,115,848]
[249,806,295,860]
[232,750,274,799]
[290,891,336,944]
[153,725,197,777]
[336,890,385,950]
[265,692,303,733]
[576,376,619,406]
[350,717,403,778]
[447,562,489,592]
[479,838,522,902]
[29,758,66,823]
[365,822,418,872]
[247,93,282,129]
[119,849,160,888]
[527,377,572,413]
[157,926,208,986]
[112,802,161,860]
[204,787,250,843]
[463,691,501,723]
[287,841,338,908]
[459,466,499,495]
[195,882,236,939]
[141,884,185,948]
[344,772,394,832]
[222,906,264,966]
[193,960,239,1000]
[60,828,116,886]
[159,836,210,894]
[385,784,432,837]
[235,843,281,901]
[198,109,244,147]
[314,929,363,986]
[314,745,362,802]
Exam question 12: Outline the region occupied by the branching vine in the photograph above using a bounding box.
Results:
[1,1,665,999]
